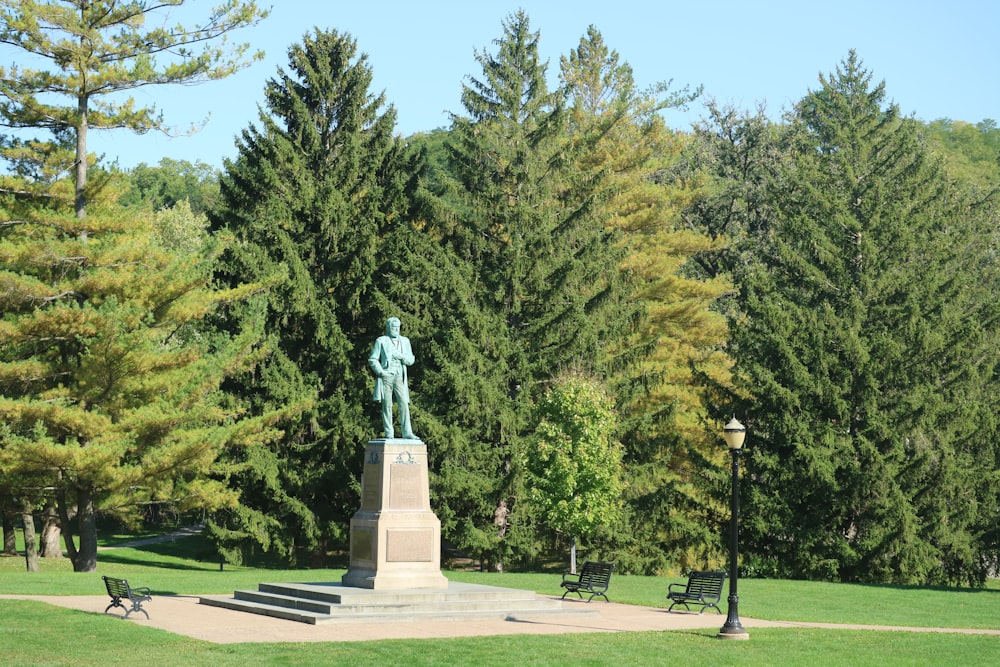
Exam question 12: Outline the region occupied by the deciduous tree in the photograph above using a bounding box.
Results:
[560,26,733,572]
[521,371,624,573]
[120,158,220,215]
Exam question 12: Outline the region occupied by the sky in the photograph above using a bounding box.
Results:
[28,0,1000,170]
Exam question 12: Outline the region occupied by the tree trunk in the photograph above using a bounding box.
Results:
[73,488,98,572]
[39,500,63,558]
[571,535,577,574]
[2,509,17,556]
[20,506,38,572]
[75,93,88,221]
[56,487,79,566]
[492,498,509,573]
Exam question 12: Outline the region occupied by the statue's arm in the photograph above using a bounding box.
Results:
[400,337,415,366]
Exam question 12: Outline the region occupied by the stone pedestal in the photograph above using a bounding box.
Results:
[342,439,448,589]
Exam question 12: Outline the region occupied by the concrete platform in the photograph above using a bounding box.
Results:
[199,581,593,625]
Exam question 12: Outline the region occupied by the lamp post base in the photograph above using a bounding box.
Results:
[717,594,749,639]
[716,626,750,640]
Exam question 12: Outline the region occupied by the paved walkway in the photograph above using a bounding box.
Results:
[5,593,1000,644]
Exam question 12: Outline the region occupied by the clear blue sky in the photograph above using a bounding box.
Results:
[86,0,998,169]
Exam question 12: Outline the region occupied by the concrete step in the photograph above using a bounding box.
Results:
[199,581,597,625]
[233,589,564,615]
[257,581,543,605]
[199,596,332,624]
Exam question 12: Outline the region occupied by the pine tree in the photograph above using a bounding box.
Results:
[684,101,785,279]
[421,12,642,569]
[207,29,411,564]
[0,0,266,220]
[729,52,1000,584]
[0,179,269,572]
[677,103,790,570]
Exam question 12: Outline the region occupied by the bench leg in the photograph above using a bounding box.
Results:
[125,601,149,620]
[104,598,125,615]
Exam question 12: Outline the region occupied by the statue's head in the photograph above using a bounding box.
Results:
[385,317,401,336]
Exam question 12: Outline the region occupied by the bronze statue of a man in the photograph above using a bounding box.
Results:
[368,317,418,440]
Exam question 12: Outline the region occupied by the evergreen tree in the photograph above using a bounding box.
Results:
[0,178,269,572]
[728,52,1000,584]
[421,12,642,569]
[684,101,786,280]
[207,29,412,564]
[677,103,791,571]
[0,0,266,220]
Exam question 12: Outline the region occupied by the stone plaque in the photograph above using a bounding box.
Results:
[388,463,423,509]
[351,527,374,564]
[386,528,434,562]
[361,463,381,510]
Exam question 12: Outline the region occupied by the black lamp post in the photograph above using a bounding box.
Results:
[717,417,749,640]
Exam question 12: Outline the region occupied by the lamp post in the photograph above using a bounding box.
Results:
[717,417,749,640]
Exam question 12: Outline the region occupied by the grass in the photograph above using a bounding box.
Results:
[2,529,999,666]
[2,599,997,667]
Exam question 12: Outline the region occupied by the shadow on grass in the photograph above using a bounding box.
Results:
[846,581,1000,594]
[97,550,220,571]
[100,537,350,572]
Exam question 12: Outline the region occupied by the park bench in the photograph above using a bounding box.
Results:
[666,570,726,614]
[560,561,614,602]
[102,576,152,619]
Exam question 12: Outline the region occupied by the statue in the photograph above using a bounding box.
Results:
[368,317,418,440]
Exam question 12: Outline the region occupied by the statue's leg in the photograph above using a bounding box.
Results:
[397,384,415,439]
[381,393,394,439]
[399,400,413,439]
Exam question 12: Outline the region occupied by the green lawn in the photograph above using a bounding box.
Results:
[2,533,999,666]
[2,599,997,667]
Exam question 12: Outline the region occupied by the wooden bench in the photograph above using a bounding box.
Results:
[560,561,614,602]
[102,576,152,619]
[666,570,726,614]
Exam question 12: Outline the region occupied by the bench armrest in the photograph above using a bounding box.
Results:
[667,582,685,594]
[561,571,582,582]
